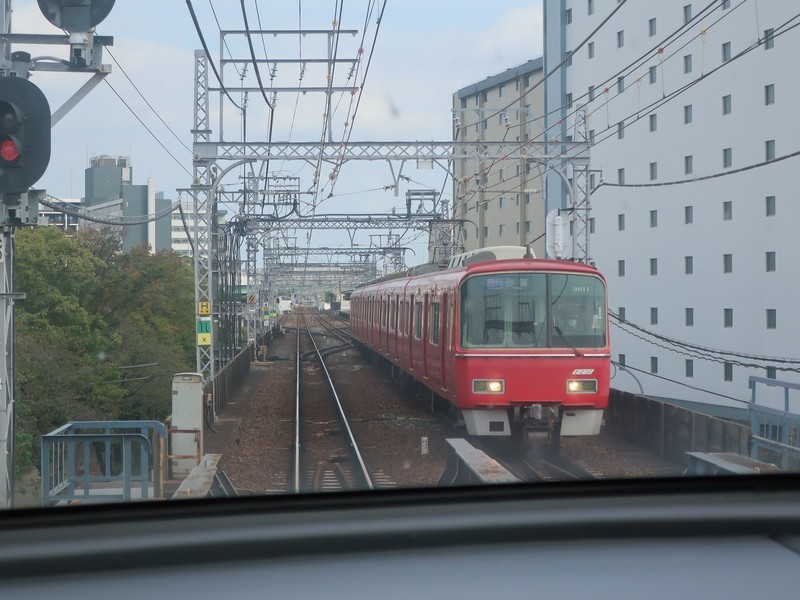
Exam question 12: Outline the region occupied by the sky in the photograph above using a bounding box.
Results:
[11,0,543,265]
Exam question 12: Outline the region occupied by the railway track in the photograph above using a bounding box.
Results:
[292,310,395,493]
[474,438,599,483]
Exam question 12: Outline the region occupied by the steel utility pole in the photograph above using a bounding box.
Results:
[0,0,116,508]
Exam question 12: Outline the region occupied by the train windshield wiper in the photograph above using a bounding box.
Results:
[553,325,583,357]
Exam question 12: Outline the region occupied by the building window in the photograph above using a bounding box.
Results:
[617,30,625,48]
[764,27,774,49]
[566,93,573,108]
[618,260,625,277]
[766,251,776,272]
[684,155,693,175]
[650,258,658,276]
[588,85,595,101]
[589,218,596,233]
[651,356,658,374]
[724,363,733,382]
[618,214,625,231]
[723,200,732,220]
[722,94,732,115]
[498,84,504,98]
[617,122,624,139]
[683,4,692,24]
[721,0,730,9]
[650,210,658,227]
[618,354,626,366]
[649,113,657,132]
[588,42,595,59]
[765,83,775,105]
[525,221,531,233]
[498,224,505,236]
[588,0,594,15]
[683,54,693,74]
[685,307,694,327]
[516,222,520,234]
[565,8,572,24]
[685,255,693,274]
[482,226,488,238]
[649,162,657,180]
[686,359,694,378]
[617,76,625,93]
[649,66,657,84]
[618,307,626,322]
[685,205,693,224]
[723,253,733,273]
[766,366,777,379]
[722,41,731,62]
[723,148,732,168]
[766,139,776,161]
[650,307,658,325]
[767,308,777,329]
[724,308,733,328]
[766,195,776,216]
[649,18,657,36]
[684,104,693,123]
[618,168,625,184]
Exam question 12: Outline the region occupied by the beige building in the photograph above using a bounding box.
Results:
[452,58,547,257]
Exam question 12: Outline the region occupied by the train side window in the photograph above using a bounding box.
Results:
[390,298,396,331]
[431,301,441,345]
[415,300,423,339]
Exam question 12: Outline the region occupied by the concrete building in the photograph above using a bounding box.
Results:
[83,155,171,253]
[543,0,799,407]
[452,59,548,258]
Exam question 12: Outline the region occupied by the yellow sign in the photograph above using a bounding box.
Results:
[198,301,211,315]
[197,333,211,346]
[248,294,256,304]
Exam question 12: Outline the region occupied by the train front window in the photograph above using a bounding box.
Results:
[550,274,607,350]
[460,273,606,349]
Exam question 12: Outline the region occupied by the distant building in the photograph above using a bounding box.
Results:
[452,59,547,258]
[82,155,171,253]
[38,197,81,233]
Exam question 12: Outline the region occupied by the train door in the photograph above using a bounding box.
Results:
[422,293,429,379]
[440,293,448,390]
[409,294,415,371]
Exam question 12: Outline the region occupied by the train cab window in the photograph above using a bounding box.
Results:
[460,273,606,349]
[430,301,441,345]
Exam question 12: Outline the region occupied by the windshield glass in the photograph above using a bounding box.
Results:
[460,272,606,348]
[3,0,797,510]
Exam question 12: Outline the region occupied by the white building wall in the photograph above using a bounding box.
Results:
[555,0,799,407]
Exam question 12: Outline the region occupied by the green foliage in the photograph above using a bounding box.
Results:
[13,227,195,475]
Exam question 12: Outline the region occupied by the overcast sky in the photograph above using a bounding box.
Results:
[12,1,542,261]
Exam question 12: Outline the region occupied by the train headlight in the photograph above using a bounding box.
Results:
[473,379,505,394]
[566,379,598,393]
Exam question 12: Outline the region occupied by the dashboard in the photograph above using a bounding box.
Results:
[0,476,798,598]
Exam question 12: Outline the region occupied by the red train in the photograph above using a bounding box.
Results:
[350,247,610,443]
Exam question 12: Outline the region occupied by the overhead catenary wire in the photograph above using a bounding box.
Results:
[41,195,180,226]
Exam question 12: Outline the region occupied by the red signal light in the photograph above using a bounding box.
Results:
[0,137,20,163]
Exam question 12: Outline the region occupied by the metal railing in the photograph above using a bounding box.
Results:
[749,376,800,470]
[41,421,167,506]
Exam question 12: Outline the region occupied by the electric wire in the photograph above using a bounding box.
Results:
[185,0,243,111]
[103,79,193,178]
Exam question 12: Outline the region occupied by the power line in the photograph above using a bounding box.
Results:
[103,79,193,178]
[103,46,193,155]
[41,195,180,226]
[185,0,243,111]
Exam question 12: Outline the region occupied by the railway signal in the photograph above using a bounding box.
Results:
[0,77,51,194]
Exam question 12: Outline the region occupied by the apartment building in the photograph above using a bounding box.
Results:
[544,0,798,407]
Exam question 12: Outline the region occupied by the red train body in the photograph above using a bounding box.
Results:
[350,249,610,438]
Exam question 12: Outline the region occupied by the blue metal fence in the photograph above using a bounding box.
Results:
[41,421,167,506]
[749,376,800,470]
